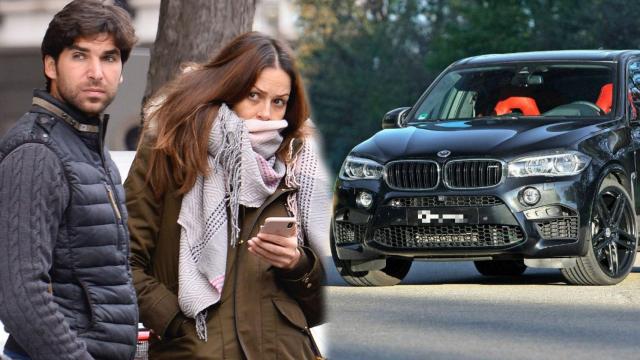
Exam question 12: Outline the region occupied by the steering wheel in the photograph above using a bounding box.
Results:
[568,101,605,116]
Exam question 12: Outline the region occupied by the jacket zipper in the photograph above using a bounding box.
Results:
[232,217,245,357]
[98,114,125,250]
[105,183,122,221]
[105,183,124,251]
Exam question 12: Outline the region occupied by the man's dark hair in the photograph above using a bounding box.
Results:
[41,0,137,90]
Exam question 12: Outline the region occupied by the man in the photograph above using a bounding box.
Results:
[0,1,138,359]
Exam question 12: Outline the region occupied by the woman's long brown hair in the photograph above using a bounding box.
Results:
[142,32,310,198]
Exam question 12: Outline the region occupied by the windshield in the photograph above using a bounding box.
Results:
[412,63,615,122]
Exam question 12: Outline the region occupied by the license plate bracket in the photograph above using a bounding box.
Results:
[409,208,479,225]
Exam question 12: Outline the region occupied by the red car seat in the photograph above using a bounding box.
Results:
[494,96,540,115]
[596,83,613,113]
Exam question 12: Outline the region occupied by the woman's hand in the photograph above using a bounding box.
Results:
[247,232,301,270]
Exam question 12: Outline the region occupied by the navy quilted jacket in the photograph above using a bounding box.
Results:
[0,90,138,360]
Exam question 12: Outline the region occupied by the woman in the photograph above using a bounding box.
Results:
[125,32,330,359]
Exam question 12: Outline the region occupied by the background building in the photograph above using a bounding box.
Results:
[0,0,298,149]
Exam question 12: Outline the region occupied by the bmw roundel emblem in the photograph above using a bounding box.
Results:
[437,150,451,158]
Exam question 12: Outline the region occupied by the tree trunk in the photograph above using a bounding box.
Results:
[143,0,256,105]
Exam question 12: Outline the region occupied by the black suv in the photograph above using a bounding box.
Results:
[332,50,640,286]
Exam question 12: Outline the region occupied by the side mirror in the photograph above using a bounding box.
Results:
[382,107,411,129]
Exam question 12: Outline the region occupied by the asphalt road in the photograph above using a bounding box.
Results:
[324,257,640,360]
[2,258,638,359]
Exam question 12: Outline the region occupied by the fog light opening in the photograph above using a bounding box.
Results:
[521,187,541,206]
[356,191,373,209]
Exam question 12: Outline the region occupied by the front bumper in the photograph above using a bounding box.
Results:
[332,176,593,261]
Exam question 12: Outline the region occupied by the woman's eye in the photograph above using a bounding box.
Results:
[248,92,259,100]
[274,98,287,107]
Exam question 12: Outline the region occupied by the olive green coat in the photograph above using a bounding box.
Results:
[125,145,325,360]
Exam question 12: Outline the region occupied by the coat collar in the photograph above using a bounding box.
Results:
[31,89,103,134]
[241,185,296,242]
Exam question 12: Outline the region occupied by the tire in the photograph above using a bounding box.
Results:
[474,260,527,276]
[330,224,412,286]
[561,177,638,285]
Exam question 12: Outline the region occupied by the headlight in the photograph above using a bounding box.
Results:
[339,156,384,180]
[508,151,590,177]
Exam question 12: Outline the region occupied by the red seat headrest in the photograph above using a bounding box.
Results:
[596,83,613,114]
[494,97,540,116]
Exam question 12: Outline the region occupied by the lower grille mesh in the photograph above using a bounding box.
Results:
[534,217,578,239]
[334,222,368,244]
[373,225,524,249]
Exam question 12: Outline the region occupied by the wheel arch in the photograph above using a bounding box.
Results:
[604,165,633,198]
[579,163,636,255]
[602,164,638,220]
[594,162,634,210]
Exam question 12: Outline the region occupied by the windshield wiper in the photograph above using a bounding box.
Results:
[408,115,522,124]
[474,115,520,120]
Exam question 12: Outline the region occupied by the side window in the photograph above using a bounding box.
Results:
[627,60,640,119]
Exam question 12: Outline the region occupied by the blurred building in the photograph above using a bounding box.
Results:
[0,0,298,149]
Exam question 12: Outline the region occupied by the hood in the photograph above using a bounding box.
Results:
[351,118,614,163]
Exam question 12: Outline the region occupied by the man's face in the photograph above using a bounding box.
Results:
[44,33,123,117]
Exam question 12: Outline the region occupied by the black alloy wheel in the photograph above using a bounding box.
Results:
[562,178,638,285]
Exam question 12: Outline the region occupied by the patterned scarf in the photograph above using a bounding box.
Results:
[245,119,288,188]
[176,104,331,341]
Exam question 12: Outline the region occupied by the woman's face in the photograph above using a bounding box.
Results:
[233,67,291,121]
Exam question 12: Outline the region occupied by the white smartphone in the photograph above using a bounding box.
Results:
[260,217,297,238]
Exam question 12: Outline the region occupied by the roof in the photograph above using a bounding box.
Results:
[454,50,640,67]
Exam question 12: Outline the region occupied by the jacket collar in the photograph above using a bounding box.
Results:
[31,89,103,134]
[241,185,296,242]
